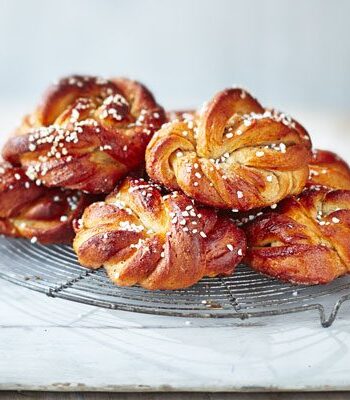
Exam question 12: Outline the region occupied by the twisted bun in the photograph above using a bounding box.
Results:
[0,162,90,244]
[3,75,165,193]
[307,149,350,190]
[245,187,350,284]
[146,88,311,211]
[73,177,246,289]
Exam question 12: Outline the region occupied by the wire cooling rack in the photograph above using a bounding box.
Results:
[0,236,349,327]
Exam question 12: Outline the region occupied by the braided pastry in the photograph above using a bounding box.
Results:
[0,162,90,244]
[146,88,312,211]
[230,148,350,227]
[245,186,350,284]
[2,75,165,193]
[73,177,246,290]
[307,149,350,190]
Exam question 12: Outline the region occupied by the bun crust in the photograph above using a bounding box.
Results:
[146,88,311,211]
[2,75,165,193]
[308,149,350,190]
[73,177,246,290]
[0,162,90,244]
[245,187,350,284]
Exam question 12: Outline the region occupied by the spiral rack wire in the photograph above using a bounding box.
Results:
[0,236,349,327]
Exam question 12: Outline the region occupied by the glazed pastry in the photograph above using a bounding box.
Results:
[307,149,350,190]
[2,75,165,193]
[245,187,350,284]
[73,177,246,290]
[245,149,350,284]
[146,88,312,211]
[230,148,350,226]
[0,162,90,244]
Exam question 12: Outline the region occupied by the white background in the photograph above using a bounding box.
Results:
[0,0,348,110]
[0,0,349,158]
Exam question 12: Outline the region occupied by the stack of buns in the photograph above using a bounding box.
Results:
[2,75,349,289]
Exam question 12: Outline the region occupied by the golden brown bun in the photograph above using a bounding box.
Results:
[146,88,312,211]
[2,75,165,193]
[0,162,91,244]
[307,149,350,190]
[73,177,246,290]
[245,187,350,284]
[230,148,350,227]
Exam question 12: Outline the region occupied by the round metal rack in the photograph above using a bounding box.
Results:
[0,237,349,327]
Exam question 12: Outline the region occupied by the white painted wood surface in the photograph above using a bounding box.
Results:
[1,392,350,400]
[1,279,350,392]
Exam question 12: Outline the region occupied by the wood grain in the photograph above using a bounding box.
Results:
[1,279,350,393]
[1,391,350,399]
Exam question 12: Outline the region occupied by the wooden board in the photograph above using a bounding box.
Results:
[1,279,350,392]
[1,391,350,399]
